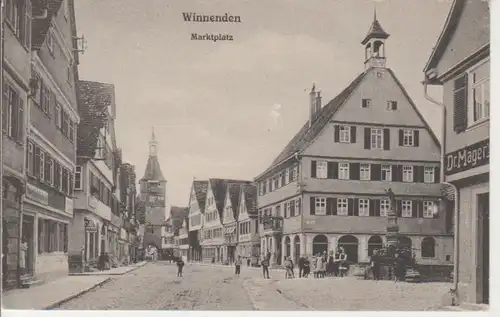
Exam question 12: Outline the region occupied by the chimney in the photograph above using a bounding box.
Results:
[315,91,322,113]
[309,83,317,127]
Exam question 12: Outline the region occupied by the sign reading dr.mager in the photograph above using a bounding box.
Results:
[445,139,489,176]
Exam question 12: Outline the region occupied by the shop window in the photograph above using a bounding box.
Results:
[421,237,436,258]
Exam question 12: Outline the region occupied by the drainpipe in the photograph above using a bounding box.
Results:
[423,76,459,294]
[0,0,5,286]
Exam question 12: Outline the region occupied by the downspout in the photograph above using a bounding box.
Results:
[423,76,459,296]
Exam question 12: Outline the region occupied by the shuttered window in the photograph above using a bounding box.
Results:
[453,73,468,132]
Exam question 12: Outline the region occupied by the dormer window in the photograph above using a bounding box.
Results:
[362,99,372,108]
[387,101,397,110]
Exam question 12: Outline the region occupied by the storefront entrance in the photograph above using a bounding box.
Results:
[477,192,489,304]
[21,215,35,277]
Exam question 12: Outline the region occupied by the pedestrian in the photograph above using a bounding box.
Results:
[298,255,305,278]
[338,248,348,277]
[303,257,311,278]
[235,255,242,276]
[284,256,294,279]
[333,248,341,277]
[370,249,381,280]
[327,251,334,277]
[177,257,185,277]
[247,258,251,267]
[261,256,270,279]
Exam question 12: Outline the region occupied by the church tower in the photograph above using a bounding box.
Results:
[139,127,167,249]
[361,8,390,69]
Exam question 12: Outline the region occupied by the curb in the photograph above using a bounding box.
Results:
[68,261,148,276]
[43,277,112,310]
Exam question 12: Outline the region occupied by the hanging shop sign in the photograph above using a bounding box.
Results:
[445,139,489,176]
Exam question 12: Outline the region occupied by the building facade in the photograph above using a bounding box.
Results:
[2,0,33,289]
[423,0,489,305]
[221,183,241,264]
[24,0,80,283]
[177,215,189,262]
[70,80,121,271]
[256,15,453,268]
[138,129,167,251]
[235,184,259,265]
[187,180,207,262]
[119,163,138,264]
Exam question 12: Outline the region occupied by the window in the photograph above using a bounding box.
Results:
[27,141,34,175]
[316,161,327,179]
[5,0,31,47]
[285,202,291,218]
[315,197,326,216]
[273,175,279,190]
[469,60,490,124]
[360,164,371,181]
[75,166,82,190]
[288,167,293,182]
[362,99,372,108]
[55,102,62,128]
[41,85,50,115]
[295,198,301,216]
[423,201,436,218]
[292,165,298,181]
[339,125,350,142]
[290,199,296,217]
[387,101,397,110]
[47,30,55,55]
[338,163,349,180]
[62,111,70,137]
[401,200,412,218]
[370,128,383,149]
[403,129,414,146]
[421,237,436,258]
[278,172,283,188]
[381,164,391,181]
[39,151,45,181]
[285,169,290,184]
[337,198,348,216]
[358,199,370,217]
[402,165,413,182]
[380,199,390,217]
[2,82,24,141]
[424,167,435,183]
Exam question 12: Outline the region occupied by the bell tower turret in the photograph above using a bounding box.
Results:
[362,8,390,69]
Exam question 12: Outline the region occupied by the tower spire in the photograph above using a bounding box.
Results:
[374,2,377,21]
[149,126,158,157]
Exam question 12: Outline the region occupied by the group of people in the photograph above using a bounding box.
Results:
[308,247,349,278]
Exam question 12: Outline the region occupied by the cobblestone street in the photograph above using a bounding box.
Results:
[50,262,452,310]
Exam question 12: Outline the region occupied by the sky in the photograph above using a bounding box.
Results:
[74,0,453,207]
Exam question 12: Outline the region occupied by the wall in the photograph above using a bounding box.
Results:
[36,253,68,282]
[435,0,490,76]
[68,212,85,255]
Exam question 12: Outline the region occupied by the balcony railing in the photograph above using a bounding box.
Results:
[262,216,283,233]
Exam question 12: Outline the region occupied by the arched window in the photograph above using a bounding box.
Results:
[312,235,328,256]
[398,236,412,250]
[368,235,383,256]
[421,237,436,258]
[294,235,300,264]
[338,235,359,263]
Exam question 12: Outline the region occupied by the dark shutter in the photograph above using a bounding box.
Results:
[310,197,315,215]
[417,200,423,218]
[364,127,371,149]
[414,166,423,183]
[374,199,381,216]
[326,198,334,215]
[371,164,381,181]
[334,125,340,142]
[414,130,420,147]
[331,198,337,215]
[311,161,317,178]
[353,198,359,216]
[350,126,357,143]
[327,162,335,179]
[383,128,390,150]
[17,97,24,141]
[392,165,402,182]
[453,73,468,132]
[350,163,360,180]
[398,129,404,146]
[391,101,398,110]
[412,200,419,217]
[34,146,40,177]
[362,99,368,108]
[435,167,440,183]
[396,200,402,217]
[369,199,376,216]
[332,162,338,179]
[348,198,354,216]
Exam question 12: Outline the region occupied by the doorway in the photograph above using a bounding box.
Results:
[477,192,489,304]
[21,215,35,277]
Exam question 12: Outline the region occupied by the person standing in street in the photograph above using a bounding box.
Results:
[370,249,381,280]
[235,255,242,276]
[298,255,305,278]
[261,256,270,279]
[177,257,185,277]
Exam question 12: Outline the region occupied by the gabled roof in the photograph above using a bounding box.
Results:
[168,206,189,233]
[257,72,367,178]
[141,156,165,181]
[423,0,467,73]
[76,81,115,162]
[241,184,257,216]
[257,67,441,180]
[193,180,208,212]
[209,178,250,216]
[227,183,243,219]
[361,17,390,45]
